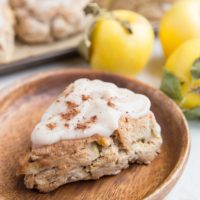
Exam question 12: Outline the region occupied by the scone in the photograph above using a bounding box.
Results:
[17,79,162,192]
[0,1,15,62]
[10,0,90,43]
[95,0,176,25]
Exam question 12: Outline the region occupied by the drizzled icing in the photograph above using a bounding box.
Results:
[31,79,152,147]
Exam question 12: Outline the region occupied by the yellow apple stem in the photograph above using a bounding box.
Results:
[84,3,133,34]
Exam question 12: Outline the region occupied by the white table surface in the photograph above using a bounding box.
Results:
[0,40,199,200]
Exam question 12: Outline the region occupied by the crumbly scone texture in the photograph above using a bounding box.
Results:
[10,0,90,43]
[0,1,15,62]
[17,111,162,193]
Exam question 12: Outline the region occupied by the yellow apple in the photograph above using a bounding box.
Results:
[89,10,154,76]
[161,39,200,119]
[159,0,200,57]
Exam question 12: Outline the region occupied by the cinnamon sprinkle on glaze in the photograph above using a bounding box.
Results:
[107,100,115,108]
[66,101,78,109]
[60,109,80,121]
[46,123,57,130]
[75,115,97,130]
[76,123,87,130]
[82,95,90,101]
[91,115,97,122]
[64,123,69,128]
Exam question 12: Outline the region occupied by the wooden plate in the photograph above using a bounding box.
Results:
[0,69,190,200]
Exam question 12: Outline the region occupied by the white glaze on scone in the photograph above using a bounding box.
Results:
[31,79,161,147]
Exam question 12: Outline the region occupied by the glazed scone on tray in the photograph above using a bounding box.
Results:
[10,0,90,43]
[0,0,15,62]
[17,79,162,192]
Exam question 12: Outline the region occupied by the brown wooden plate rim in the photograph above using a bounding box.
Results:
[0,68,191,200]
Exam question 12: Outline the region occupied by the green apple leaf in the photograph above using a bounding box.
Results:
[84,3,102,16]
[160,70,183,101]
[191,57,200,79]
[184,107,200,120]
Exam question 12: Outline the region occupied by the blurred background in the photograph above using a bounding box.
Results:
[0,0,176,75]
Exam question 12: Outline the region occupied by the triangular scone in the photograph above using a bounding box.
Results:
[17,79,162,192]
